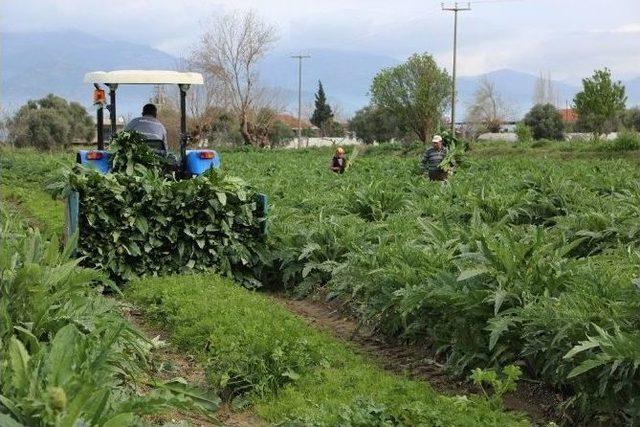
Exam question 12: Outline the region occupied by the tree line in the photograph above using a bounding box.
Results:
[349,62,639,144]
[1,9,638,150]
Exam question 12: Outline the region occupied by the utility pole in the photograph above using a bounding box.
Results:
[291,54,311,148]
[442,2,471,134]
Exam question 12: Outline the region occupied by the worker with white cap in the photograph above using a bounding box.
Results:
[421,135,449,181]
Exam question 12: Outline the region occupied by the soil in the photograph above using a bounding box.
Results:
[122,305,264,427]
[270,293,565,426]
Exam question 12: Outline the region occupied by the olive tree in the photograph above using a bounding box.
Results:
[523,103,564,140]
[348,105,403,144]
[573,68,626,137]
[370,53,451,143]
[8,94,93,150]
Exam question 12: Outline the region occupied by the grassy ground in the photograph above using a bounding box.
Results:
[127,273,529,426]
[0,147,67,237]
[3,140,640,422]
[0,207,220,426]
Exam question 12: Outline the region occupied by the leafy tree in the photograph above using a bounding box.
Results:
[523,103,564,140]
[370,53,451,143]
[349,105,403,144]
[310,81,334,135]
[573,68,627,137]
[8,94,93,150]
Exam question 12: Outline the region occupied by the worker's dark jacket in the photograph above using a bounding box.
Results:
[331,156,346,174]
[422,147,449,181]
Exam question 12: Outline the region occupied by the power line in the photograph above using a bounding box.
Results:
[290,53,311,148]
[442,2,471,133]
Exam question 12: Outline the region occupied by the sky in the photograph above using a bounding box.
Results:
[2,0,639,82]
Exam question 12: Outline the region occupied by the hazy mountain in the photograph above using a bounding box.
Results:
[2,31,639,120]
[1,31,176,114]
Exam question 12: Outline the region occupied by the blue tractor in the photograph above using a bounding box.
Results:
[67,70,267,239]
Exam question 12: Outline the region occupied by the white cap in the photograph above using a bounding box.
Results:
[432,135,443,143]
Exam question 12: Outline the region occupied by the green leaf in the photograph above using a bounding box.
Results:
[282,370,300,380]
[102,413,136,427]
[457,267,489,282]
[564,339,601,360]
[161,378,221,412]
[47,325,82,387]
[567,358,607,378]
[0,414,26,427]
[8,336,31,391]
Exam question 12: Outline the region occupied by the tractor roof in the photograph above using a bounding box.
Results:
[84,70,204,85]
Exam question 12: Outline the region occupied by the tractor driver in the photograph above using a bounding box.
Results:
[125,103,167,146]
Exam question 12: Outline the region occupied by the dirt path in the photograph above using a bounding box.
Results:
[270,294,563,425]
[122,305,265,427]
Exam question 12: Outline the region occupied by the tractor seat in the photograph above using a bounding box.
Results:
[145,139,167,153]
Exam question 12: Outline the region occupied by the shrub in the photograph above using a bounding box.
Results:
[523,103,565,140]
[606,130,640,151]
[515,122,533,143]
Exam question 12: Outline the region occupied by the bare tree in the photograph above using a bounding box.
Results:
[191,10,278,147]
[533,71,559,107]
[466,76,512,133]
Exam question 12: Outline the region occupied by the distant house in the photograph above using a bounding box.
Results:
[559,108,578,124]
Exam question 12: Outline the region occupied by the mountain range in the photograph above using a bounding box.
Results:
[2,31,639,119]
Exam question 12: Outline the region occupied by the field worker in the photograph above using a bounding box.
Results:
[422,135,449,181]
[125,103,167,143]
[330,147,347,174]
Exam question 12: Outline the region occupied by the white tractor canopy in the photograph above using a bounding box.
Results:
[84,70,204,85]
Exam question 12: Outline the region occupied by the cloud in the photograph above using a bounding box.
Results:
[610,23,640,34]
[589,22,640,34]
[2,0,639,81]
